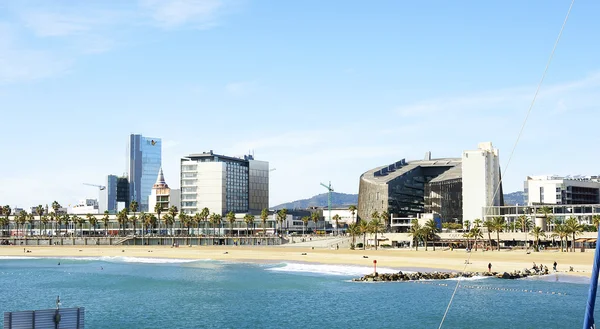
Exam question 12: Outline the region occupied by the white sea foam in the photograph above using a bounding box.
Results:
[49,256,208,264]
[266,262,405,276]
[0,256,42,260]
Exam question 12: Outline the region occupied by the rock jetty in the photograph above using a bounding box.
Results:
[353,268,549,282]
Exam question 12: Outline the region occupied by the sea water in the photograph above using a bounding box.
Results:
[0,256,596,329]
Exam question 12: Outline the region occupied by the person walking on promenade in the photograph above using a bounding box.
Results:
[553,261,557,272]
[488,263,492,272]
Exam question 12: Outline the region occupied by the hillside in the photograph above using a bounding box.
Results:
[274,191,525,209]
[273,192,358,210]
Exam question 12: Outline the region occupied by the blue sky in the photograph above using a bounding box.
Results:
[1,0,599,209]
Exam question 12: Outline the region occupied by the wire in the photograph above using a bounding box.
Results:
[437,1,575,328]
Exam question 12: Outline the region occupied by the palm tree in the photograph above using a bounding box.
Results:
[424,219,439,251]
[55,214,64,237]
[226,211,236,237]
[347,222,361,249]
[380,210,390,232]
[209,213,222,244]
[358,219,369,250]
[27,212,35,237]
[483,219,494,250]
[408,219,422,251]
[332,214,341,236]
[154,203,163,235]
[2,205,11,237]
[102,211,110,236]
[41,214,49,236]
[348,205,357,224]
[301,216,309,235]
[593,215,600,231]
[492,217,505,251]
[277,208,288,235]
[369,215,385,250]
[463,220,470,231]
[51,201,61,215]
[259,208,269,236]
[552,224,568,252]
[16,211,27,238]
[193,213,202,237]
[76,216,85,237]
[311,212,320,235]
[36,205,44,236]
[244,214,255,237]
[369,211,383,250]
[63,214,72,237]
[539,206,553,231]
[87,214,97,236]
[163,213,174,237]
[167,206,178,235]
[179,212,190,236]
[469,226,484,251]
[130,213,139,236]
[516,215,531,232]
[565,216,582,252]
[200,207,210,235]
[116,210,127,236]
[473,218,482,228]
[529,226,546,252]
[146,214,157,237]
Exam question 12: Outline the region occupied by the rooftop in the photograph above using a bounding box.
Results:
[361,157,461,184]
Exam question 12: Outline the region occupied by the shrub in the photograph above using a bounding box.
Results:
[356,243,364,248]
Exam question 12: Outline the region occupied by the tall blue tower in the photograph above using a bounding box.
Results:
[128,134,162,212]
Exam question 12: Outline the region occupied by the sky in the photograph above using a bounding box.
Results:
[1,0,599,209]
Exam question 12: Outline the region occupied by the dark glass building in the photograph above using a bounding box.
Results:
[129,134,162,212]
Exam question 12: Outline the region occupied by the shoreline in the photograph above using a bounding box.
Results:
[0,245,592,278]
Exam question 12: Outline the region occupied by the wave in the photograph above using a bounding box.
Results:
[266,262,405,277]
[44,256,208,264]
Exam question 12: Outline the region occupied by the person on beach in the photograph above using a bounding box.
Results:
[488,263,492,272]
[553,261,557,272]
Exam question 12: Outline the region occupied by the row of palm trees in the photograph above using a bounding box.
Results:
[0,201,298,239]
[345,211,386,250]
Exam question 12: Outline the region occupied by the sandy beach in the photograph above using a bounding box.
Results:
[1,245,594,277]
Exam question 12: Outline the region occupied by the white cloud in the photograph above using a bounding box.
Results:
[139,0,225,28]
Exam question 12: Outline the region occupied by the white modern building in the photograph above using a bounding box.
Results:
[524,175,600,205]
[148,168,180,212]
[68,199,99,215]
[462,142,502,224]
[328,208,356,225]
[180,151,269,215]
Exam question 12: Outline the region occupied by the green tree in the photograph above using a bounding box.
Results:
[380,210,390,232]
[369,213,385,250]
[332,214,341,236]
[483,219,495,250]
[593,215,600,231]
[87,214,97,236]
[347,222,360,249]
[538,206,553,231]
[200,207,210,235]
[301,216,309,236]
[260,208,269,236]
[473,218,482,228]
[36,205,44,236]
[163,213,174,236]
[179,212,190,236]
[408,219,422,251]
[516,215,531,233]
[2,205,11,237]
[529,226,546,252]
[492,217,505,251]
[463,220,470,231]
[116,210,128,237]
[565,216,582,252]
[27,212,35,237]
[168,206,178,235]
[358,219,369,250]
[76,216,85,237]
[102,211,110,236]
[276,208,288,235]
[424,219,439,251]
[154,203,163,235]
[311,212,320,235]
[469,226,484,251]
[41,214,49,236]
[551,224,568,252]
[348,205,357,224]
[130,213,138,236]
[226,211,236,237]
[244,213,255,237]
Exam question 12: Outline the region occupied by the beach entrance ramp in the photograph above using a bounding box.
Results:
[3,307,85,329]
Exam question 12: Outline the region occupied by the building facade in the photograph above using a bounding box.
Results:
[68,199,99,215]
[180,151,269,215]
[524,175,600,205]
[462,142,502,224]
[148,168,180,212]
[99,175,118,214]
[128,134,162,212]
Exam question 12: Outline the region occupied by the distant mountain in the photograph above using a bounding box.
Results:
[503,191,526,206]
[273,192,358,210]
[274,191,526,209]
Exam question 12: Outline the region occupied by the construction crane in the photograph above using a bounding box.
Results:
[269,168,277,172]
[320,181,334,230]
[83,183,106,191]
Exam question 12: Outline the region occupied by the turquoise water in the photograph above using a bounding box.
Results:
[0,256,596,329]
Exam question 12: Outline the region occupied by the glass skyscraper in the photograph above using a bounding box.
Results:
[129,134,162,212]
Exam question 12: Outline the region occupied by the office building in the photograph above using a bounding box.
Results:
[180,151,269,215]
[128,134,162,212]
[68,199,99,215]
[358,142,503,231]
[524,175,600,205]
[117,176,130,210]
[461,142,503,223]
[148,168,180,212]
[99,175,118,214]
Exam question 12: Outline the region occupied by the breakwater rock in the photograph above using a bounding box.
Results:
[353,268,549,282]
